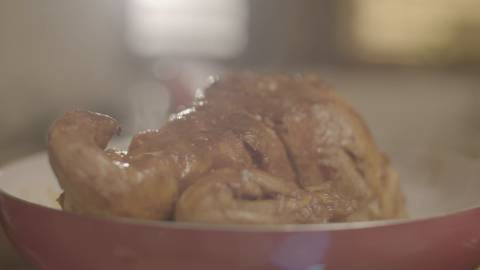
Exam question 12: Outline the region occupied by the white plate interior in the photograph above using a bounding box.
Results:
[0,152,61,209]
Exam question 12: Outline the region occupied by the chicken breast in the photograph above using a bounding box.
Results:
[203,73,406,220]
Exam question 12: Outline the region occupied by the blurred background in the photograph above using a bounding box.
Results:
[0,0,479,269]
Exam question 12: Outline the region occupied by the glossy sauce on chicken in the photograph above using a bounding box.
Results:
[48,73,406,224]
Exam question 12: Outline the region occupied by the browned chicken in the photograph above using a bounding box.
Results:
[48,73,406,224]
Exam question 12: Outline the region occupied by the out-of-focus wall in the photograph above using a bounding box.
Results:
[0,1,132,269]
[0,0,132,164]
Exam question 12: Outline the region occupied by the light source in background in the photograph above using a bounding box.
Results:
[126,0,249,59]
[346,0,480,65]
[124,0,248,134]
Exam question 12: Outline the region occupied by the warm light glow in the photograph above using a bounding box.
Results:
[350,0,480,64]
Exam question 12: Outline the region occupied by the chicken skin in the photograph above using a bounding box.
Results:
[48,73,406,224]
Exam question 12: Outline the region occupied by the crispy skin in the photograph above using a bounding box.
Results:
[48,111,178,219]
[175,169,331,224]
[48,73,406,224]
[203,73,405,220]
[48,110,295,220]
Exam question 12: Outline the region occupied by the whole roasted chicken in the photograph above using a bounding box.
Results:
[48,73,406,224]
